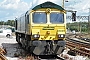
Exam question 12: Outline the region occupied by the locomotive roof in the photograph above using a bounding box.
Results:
[32,1,64,10]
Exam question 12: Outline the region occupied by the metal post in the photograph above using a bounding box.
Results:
[80,19,82,33]
[62,0,64,8]
[80,22,81,33]
[88,16,90,34]
[88,8,90,34]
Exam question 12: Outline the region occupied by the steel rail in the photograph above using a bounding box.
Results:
[66,37,90,58]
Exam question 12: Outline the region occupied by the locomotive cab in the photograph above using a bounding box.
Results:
[15,1,66,55]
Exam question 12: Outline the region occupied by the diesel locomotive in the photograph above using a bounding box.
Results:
[15,1,66,55]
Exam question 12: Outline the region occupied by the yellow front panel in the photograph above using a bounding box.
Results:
[31,24,66,40]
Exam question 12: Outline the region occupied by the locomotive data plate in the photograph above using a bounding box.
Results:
[43,27,54,30]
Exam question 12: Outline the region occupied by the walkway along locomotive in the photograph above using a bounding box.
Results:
[15,1,66,55]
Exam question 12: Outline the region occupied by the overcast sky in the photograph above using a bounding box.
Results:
[0,0,90,21]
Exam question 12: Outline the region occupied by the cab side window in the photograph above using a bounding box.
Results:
[27,15,29,24]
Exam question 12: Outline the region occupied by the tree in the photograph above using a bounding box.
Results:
[0,20,15,27]
[0,21,4,25]
[7,20,15,26]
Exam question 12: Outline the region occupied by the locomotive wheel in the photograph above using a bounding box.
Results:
[17,35,22,45]
[22,38,27,49]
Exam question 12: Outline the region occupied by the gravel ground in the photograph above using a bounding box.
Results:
[0,36,90,60]
[0,36,26,60]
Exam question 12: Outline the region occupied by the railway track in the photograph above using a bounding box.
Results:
[66,34,90,58]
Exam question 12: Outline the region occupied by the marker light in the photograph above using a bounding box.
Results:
[33,34,40,38]
[58,34,65,38]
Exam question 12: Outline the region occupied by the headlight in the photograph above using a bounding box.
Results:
[34,35,37,38]
[33,34,40,38]
[58,34,65,38]
[61,35,64,37]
